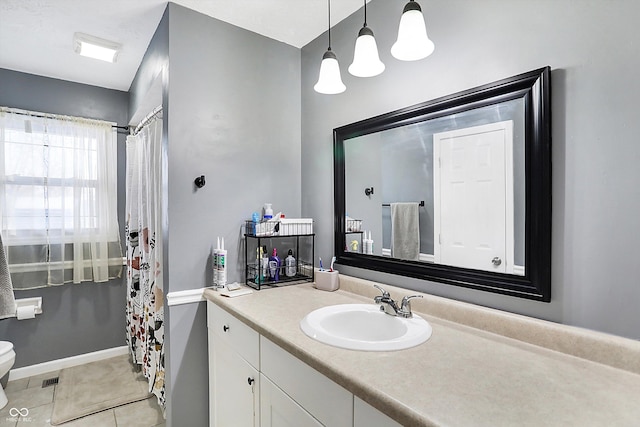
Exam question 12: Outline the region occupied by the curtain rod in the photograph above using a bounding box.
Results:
[132,105,163,136]
[1,106,126,129]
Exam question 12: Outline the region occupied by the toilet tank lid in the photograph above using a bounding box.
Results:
[0,341,13,356]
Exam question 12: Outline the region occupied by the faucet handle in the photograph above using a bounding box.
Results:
[373,284,390,298]
[400,295,423,313]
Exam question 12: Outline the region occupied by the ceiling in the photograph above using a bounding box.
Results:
[0,0,368,92]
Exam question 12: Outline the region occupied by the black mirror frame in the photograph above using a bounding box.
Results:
[334,67,551,302]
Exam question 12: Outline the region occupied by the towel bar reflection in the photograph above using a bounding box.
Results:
[382,201,425,207]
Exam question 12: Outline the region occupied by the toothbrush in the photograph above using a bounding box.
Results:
[319,257,324,271]
[330,256,336,272]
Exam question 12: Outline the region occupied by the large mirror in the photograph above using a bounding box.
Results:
[334,67,551,301]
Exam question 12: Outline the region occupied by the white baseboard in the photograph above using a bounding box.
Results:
[8,345,128,381]
[166,286,214,306]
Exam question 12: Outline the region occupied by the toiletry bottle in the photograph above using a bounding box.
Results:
[264,203,273,220]
[285,249,296,277]
[255,246,263,283]
[269,248,281,281]
[262,245,269,280]
[368,231,374,255]
[218,238,227,289]
[362,230,369,255]
[251,211,260,235]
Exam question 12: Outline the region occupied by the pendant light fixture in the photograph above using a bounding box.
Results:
[348,0,385,78]
[314,0,346,94]
[391,0,435,61]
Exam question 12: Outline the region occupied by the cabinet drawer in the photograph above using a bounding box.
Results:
[207,301,259,368]
[260,336,352,427]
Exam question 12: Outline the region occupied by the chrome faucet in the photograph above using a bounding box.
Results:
[373,285,423,318]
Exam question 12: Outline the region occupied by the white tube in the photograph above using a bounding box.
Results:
[218,238,227,288]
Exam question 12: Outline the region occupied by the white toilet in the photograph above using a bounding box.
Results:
[0,341,16,409]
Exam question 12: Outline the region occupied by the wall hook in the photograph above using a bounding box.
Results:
[194,175,206,188]
[364,187,374,196]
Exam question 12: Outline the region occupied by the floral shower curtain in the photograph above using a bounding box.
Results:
[125,115,164,408]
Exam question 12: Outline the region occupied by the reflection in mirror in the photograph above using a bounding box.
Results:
[334,67,551,301]
[345,99,525,275]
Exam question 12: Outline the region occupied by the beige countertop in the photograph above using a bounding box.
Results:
[204,275,640,427]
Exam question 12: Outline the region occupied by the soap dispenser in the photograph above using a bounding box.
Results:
[285,249,296,277]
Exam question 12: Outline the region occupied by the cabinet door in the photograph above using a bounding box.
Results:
[354,396,402,427]
[210,337,260,427]
[260,337,352,427]
[260,374,322,427]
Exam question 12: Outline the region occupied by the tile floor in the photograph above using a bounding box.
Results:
[0,367,164,427]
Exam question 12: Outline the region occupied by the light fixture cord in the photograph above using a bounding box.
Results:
[364,0,367,27]
[328,0,332,50]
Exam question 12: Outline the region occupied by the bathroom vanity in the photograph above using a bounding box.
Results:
[204,276,640,426]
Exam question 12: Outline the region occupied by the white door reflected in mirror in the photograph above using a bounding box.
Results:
[434,121,523,275]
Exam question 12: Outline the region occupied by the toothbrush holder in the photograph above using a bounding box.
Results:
[315,270,339,292]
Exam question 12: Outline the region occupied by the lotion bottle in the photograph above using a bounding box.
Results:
[261,245,269,281]
[264,203,273,220]
[269,247,281,281]
[255,246,263,283]
[285,249,296,277]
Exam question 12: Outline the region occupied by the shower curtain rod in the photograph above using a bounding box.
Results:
[1,106,126,130]
[132,105,163,136]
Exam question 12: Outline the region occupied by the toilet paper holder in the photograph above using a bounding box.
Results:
[14,297,43,317]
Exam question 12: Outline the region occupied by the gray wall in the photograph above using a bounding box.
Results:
[130,4,301,425]
[0,68,129,368]
[301,0,640,340]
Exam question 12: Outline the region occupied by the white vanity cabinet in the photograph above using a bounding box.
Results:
[207,300,400,427]
[207,301,260,427]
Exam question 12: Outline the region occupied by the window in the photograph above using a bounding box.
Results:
[0,107,122,288]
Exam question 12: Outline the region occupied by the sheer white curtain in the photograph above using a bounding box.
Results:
[125,114,165,408]
[0,107,122,289]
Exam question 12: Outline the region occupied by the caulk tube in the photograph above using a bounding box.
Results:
[218,237,227,289]
[213,237,220,288]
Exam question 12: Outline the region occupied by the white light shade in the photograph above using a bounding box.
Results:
[348,27,385,78]
[74,33,121,63]
[391,2,435,61]
[314,50,346,94]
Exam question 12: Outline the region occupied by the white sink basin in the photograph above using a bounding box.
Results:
[300,304,432,351]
